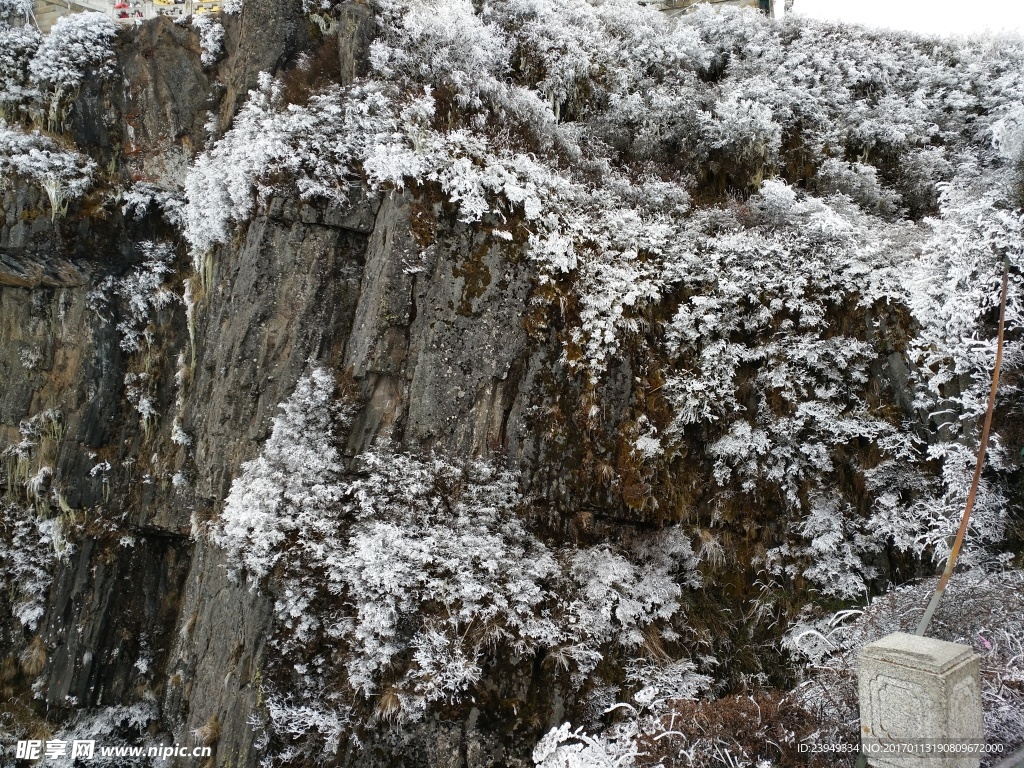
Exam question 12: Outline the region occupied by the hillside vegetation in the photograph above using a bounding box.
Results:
[0,0,1022,766]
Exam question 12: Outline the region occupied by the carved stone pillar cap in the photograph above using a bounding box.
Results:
[859,632,978,676]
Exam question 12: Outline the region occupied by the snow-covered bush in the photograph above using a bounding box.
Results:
[0,502,58,631]
[700,90,782,189]
[0,0,33,21]
[992,107,1024,163]
[191,14,224,68]
[28,11,117,93]
[660,181,921,598]
[0,23,41,117]
[215,371,703,759]
[183,75,388,258]
[816,158,902,218]
[120,181,186,227]
[28,11,117,128]
[105,242,178,354]
[2,408,66,509]
[214,367,347,580]
[533,722,640,768]
[533,689,815,768]
[0,120,95,218]
[656,164,1023,598]
[903,179,1024,566]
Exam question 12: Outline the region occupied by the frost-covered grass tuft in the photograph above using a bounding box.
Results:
[43,703,159,768]
[533,658,716,768]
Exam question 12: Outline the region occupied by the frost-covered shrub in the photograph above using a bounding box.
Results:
[120,181,186,227]
[661,181,920,597]
[0,23,41,116]
[655,167,1022,598]
[28,12,117,94]
[533,722,640,768]
[184,75,393,258]
[700,90,782,189]
[992,106,1024,163]
[106,242,178,354]
[0,502,58,631]
[191,14,224,68]
[2,408,66,506]
[816,157,901,218]
[215,371,702,759]
[369,0,510,105]
[215,368,346,580]
[26,11,116,130]
[533,687,819,768]
[0,0,33,21]
[0,120,95,218]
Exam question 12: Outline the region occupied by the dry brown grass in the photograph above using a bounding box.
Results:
[634,691,831,768]
[19,636,46,678]
[192,712,221,747]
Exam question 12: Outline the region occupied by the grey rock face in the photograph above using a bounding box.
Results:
[219,0,312,121]
[161,541,272,768]
[41,533,191,709]
[180,195,373,515]
[344,192,534,458]
[338,2,376,86]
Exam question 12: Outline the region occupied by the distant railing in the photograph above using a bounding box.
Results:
[638,0,780,18]
[51,0,222,24]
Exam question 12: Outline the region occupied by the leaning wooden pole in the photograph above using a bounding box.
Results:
[915,261,1010,637]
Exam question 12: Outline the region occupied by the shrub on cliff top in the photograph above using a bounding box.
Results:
[0,0,32,22]
[0,23,41,117]
[28,12,117,94]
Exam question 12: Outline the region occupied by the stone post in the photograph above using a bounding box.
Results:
[858,632,984,767]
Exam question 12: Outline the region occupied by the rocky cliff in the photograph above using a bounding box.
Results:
[2,2,1022,767]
